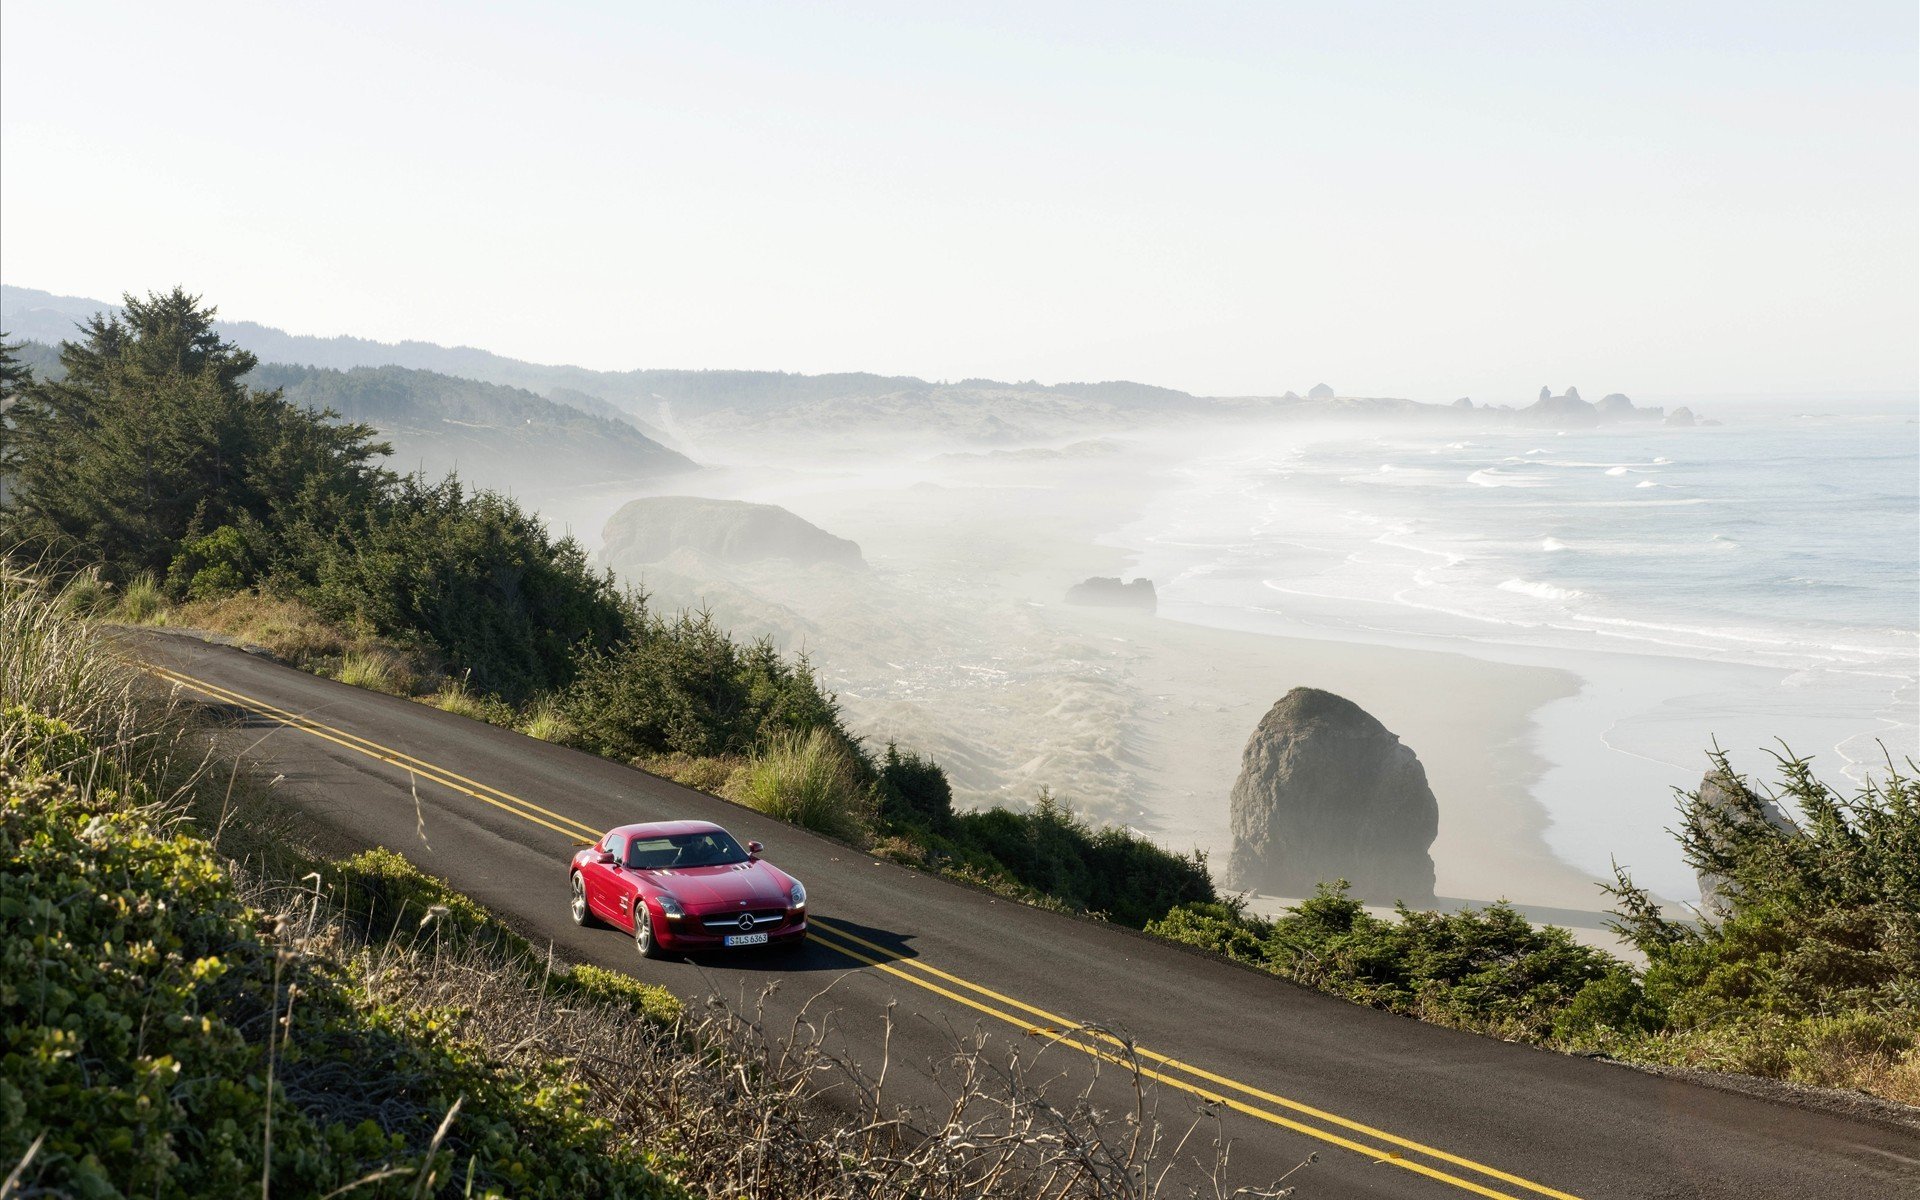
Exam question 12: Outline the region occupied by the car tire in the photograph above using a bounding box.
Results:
[634,902,666,960]
[569,871,601,928]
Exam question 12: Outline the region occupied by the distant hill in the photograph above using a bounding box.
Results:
[6,284,1683,435]
[9,334,697,490]
[250,363,697,487]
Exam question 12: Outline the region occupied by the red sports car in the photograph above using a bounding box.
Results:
[569,819,807,958]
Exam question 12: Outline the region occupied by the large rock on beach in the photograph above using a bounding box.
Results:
[1065,576,1156,611]
[1228,688,1438,903]
[1693,765,1799,914]
[601,496,865,569]
[1307,382,1336,400]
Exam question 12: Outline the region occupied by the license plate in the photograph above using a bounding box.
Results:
[724,932,769,947]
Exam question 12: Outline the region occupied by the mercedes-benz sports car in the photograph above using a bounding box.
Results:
[569,820,807,958]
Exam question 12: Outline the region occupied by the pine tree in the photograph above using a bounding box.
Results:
[1,288,390,579]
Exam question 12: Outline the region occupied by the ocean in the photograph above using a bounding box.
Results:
[1119,406,1919,898]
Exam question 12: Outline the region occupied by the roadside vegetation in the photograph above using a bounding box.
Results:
[0,569,1306,1198]
[4,297,1915,1114]
[1146,754,1920,1104]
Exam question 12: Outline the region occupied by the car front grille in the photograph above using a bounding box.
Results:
[698,909,789,932]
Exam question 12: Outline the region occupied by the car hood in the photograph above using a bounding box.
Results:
[640,861,790,909]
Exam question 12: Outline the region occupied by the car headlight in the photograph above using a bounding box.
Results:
[654,893,685,919]
[788,881,806,909]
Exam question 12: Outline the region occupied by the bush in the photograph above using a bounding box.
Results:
[0,718,688,1200]
[1147,883,1636,1042]
[735,727,876,843]
[1607,751,1920,1096]
[947,791,1216,928]
[561,609,842,761]
[298,476,625,702]
[879,740,955,830]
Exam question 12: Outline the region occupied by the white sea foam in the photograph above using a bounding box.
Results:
[1468,468,1550,488]
[1499,578,1587,602]
[1541,537,1569,551]
[1605,466,1632,476]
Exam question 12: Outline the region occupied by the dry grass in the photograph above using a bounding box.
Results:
[237,862,1315,1200]
[423,679,514,725]
[333,649,420,696]
[144,589,437,690]
[634,750,746,796]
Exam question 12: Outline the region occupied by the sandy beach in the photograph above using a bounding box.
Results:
[551,438,1616,919]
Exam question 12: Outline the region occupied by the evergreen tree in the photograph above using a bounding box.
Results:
[1,289,389,578]
[0,334,34,507]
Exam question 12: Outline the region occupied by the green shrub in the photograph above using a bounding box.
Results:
[948,791,1216,928]
[561,609,842,761]
[1608,751,1920,1096]
[169,523,258,600]
[736,727,875,843]
[0,721,688,1199]
[559,964,682,1029]
[880,740,955,830]
[1147,884,1633,1041]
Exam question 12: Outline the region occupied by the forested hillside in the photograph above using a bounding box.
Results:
[251,361,696,486]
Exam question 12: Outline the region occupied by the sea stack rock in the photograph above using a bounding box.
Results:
[1693,765,1798,914]
[1228,688,1438,903]
[601,496,865,569]
[1065,576,1156,611]
[1307,382,1336,400]
[1538,386,1553,403]
[1666,407,1697,427]
[1452,397,1474,409]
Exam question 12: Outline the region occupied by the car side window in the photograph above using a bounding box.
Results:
[602,833,624,862]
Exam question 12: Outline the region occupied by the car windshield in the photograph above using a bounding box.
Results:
[624,830,750,870]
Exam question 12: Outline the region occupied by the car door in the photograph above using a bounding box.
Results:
[585,832,624,922]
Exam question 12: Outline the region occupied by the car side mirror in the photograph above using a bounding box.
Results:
[594,849,615,865]
[746,840,764,859]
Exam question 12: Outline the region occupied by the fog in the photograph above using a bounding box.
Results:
[517,386,1918,920]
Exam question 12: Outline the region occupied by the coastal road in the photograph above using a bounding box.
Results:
[136,632,1920,1199]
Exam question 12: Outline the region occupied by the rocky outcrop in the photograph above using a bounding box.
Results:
[1523,390,1602,427]
[1538,386,1553,403]
[1065,577,1156,611]
[601,496,865,569]
[1307,383,1335,400]
[1666,406,1697,427]
[1452,397,1474,409]
[1694,765,1798,913]
[1228,688,1438,903]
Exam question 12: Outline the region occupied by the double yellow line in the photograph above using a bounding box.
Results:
[143,658,1583,1200]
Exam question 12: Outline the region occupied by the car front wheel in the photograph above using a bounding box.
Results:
[634,902,665,959]
[569,872,601,927]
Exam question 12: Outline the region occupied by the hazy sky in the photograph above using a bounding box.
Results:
[3,1,1914,401]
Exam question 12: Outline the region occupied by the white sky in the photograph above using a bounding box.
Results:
[3,1,1915,401]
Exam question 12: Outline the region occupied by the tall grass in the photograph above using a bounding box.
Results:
[116,571,164,623]
[735,727,875,843]
[0,565,189,789]
[517,695,575,743]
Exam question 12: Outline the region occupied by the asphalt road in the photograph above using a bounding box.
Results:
[136,632,1920,1199]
